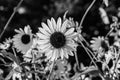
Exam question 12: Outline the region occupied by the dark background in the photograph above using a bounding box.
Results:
[0,0,120,41]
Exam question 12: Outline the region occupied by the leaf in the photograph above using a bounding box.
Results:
[81,66,100,76]
[5,69,14,80]
[0,57,6,64]
[1,50,20,65]
[0,53,3,57]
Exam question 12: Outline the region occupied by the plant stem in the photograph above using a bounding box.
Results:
[86,47,97,61]
[79,0,96,28]
[105,28,114,38]
[74,51,80,70]
[79,40,105,79]
[47,61,55,80]
[0,0,23,40]
[79,40,97,68]
[81,35,90,46]
[12,47,19,64]
[113,48,120,75]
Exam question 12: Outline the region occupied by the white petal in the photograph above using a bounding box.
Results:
[51,49,57,61]
[19,28,24,33]
[65,28,74,36]
[36,33,48,39]
[24,25,30,34]
[39,43,50,50]
[37,39,49,45]
[66,33,78,38]
[65,43,76,51]
[38,27,50,36]
[61,20,68,33]
[60,49,64,59]
[41,22,51,33]
[64,49,68,59]
[41,44,52,52]
[90,40,95,43]
[66,48,74,56]
[51,18,57,31]
[47,19,55,33]
[46,50,53,60]
[15,29,22,34]
[56,49,60,60]
[57,17,62,31]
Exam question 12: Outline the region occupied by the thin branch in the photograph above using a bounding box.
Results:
[0,0,23,40]
[79,0,96,28]
[113,48,120,75]
[74,51,80,70]
[12,47,19,64]
[105,28,114,38]
[79,40,97,68]
[81,35,90,46]
[86,47,97,61]
[79,40,105,79]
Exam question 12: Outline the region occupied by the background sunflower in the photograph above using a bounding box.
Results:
[12,25,33,54]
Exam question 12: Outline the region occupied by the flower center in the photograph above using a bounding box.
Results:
[101,40,109,51]
[21,34,31,44]
[50,32,66,48]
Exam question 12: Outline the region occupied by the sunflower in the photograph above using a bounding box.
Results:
[36,17,77,61]
[12,25,33,54]
[90,36,109,51]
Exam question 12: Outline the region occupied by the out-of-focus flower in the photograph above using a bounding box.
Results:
[12,25,33,54]
[90,36,109,51]
[117,7,120,18]
[103,0,109,7]
[99,7,109,25]
[37,17,77,61]
[17,6,27,14]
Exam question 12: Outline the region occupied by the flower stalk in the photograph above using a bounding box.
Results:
[79,0,96,28]
[0,0,23,40]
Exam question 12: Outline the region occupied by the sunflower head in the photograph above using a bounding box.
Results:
[36,17,77,61]
[12,25,33,54]
[50,32,66,48]
[90,36,109,52]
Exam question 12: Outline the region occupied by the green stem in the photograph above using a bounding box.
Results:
[0,0,23,40]
[79,0,96,28]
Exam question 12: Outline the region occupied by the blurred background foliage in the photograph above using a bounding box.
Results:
[0,0,120,41]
